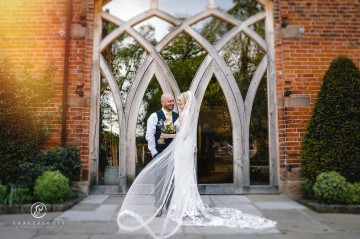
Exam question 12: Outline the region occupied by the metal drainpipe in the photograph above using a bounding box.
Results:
[61,0,72,146]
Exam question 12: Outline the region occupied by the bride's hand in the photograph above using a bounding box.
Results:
[160,133,176,139]
[194,146,198,155]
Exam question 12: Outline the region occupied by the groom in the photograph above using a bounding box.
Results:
[145,93,179,216]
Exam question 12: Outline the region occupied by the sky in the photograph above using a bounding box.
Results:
[103,0,234,41]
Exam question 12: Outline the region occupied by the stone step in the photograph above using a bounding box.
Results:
[89,185,126,195]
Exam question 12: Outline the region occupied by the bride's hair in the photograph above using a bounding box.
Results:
[178,91,189,104]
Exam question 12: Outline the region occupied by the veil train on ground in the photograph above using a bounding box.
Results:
[117,91,276,239]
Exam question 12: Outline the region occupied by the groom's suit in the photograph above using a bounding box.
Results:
[146,109,179,157]
[145,109,179,210]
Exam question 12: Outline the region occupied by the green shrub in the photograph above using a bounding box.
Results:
[34,170,70,203]
[16,145,82,193]
[0,59,55,184]
[38,145,82,181]
[0,184,6,204]
[4,185,32,207]
[301,179,315,200]
[301,57,360,183]
[347,183,360,204]
[313,172,352,204]
[16,162,50,192]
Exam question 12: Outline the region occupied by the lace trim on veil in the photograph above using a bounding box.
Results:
[117,91,276,238]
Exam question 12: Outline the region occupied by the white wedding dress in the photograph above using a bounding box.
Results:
[117,91,276,238]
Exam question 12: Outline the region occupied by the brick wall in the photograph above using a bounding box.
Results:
[0,0,95,185]
[1,0,359,195]
[273,0,360,195]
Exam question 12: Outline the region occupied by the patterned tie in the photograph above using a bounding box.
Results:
[166,112,171,120]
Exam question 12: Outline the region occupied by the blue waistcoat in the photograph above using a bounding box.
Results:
[154,110,179,154]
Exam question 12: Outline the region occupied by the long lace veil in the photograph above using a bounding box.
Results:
[117,91,198,238]
[117,91,276,238]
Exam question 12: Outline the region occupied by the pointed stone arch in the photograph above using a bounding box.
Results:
[90,0,279,193]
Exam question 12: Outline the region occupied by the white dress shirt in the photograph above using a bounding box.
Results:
[145,108,174,157]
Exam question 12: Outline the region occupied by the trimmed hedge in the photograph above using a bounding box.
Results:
[300,57,360,185]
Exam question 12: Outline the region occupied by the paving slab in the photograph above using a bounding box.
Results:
[68,221,118,234]
[102,195,124,204]
[254,201,307,210]
[54,210,116,221]
[275,232,360,239]
[208,195,252,204]
[33,235,90,239]
[0,194,359,239]
[0,226,36,239]
[79,195,109,204]
[248,194,294,202]
[69,203,100,211]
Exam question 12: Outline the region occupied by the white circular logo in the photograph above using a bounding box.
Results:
[30,202,47,218]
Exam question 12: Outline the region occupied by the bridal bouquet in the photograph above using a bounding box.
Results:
[157,119,175,144]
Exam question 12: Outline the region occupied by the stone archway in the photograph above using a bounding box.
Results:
[89,0,279,194]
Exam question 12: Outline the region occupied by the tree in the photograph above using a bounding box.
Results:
[301,57,360,183]
[0,59,55,184]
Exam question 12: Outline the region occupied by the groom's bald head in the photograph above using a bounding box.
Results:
[161,93,175,111]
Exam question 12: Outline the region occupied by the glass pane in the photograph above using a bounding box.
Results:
[101,33,148,104]
[160,32,207,92]
[136,76,162,175]
[99,72,119,185]
[249,74,269,185]
[197,76,233,184]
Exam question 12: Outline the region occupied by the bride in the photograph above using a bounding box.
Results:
[117,91,276,238]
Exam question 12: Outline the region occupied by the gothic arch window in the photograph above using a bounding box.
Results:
[90,0,279,193]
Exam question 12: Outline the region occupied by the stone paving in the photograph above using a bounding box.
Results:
[0,194,360,239]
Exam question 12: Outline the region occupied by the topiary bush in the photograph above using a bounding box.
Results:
[34,170,70,204]
[301,57,360,184]
[313,171,352,204]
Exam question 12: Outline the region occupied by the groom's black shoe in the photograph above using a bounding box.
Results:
[155,208,162,217]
